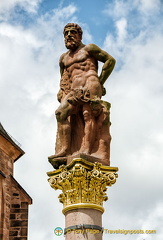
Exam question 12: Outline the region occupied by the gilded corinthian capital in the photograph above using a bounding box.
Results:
[47,158,118,214]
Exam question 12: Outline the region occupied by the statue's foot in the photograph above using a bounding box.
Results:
[48,149,67,159]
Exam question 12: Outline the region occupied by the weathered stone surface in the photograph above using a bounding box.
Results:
[0,123,32,240]
[65,209,103,240]
[20,228,27,236]
[10,209,28,214]
[21,203,28,208]
[10,214,16,220]
[10,220,28,228]
[9,230,18,236]
[11,204,20,209]
[10,237,27,240]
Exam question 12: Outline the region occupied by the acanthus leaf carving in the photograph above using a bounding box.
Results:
[48,159,118,209]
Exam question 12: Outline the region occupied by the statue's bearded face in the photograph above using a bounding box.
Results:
[64,27,81,50]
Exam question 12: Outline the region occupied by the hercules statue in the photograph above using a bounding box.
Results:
[48,23,116,168]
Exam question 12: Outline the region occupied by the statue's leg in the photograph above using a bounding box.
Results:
[80,104,96,154]
[49,97,73,158]
[54,119,71,157]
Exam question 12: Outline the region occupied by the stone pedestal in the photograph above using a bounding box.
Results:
[47,158,118,240]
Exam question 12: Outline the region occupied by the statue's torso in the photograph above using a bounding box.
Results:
[61,45,102,98]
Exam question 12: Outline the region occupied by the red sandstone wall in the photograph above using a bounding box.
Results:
[9,183,30,240]
[0,148,13,240]
[0,132,32,240]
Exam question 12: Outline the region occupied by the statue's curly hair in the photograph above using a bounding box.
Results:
[63,23,83,36]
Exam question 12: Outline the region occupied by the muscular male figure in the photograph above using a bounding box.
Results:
[50,23,116,159]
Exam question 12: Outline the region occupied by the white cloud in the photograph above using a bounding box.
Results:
[140,203,163,238]
[116,18,127,43]
[138,0,162,14]
[103,0,130,19]
[0,23,44,47]
[104,0,162,18]
[0,0,41,14]
[103,0,162,33]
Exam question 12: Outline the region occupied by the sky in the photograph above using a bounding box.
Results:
[0,0,163,239]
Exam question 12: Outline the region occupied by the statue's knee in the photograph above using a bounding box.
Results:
[55,110,62,121]
[55,109,67,122]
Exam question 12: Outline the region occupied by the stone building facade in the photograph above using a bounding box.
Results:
[0,123,32,240]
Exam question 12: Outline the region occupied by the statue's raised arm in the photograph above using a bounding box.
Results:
[48,23,116,169]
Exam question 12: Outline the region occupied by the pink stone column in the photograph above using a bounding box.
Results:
[47,159,118,240]
[64,208,103,240]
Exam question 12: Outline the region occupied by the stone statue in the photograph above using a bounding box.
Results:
[48,23,116,168]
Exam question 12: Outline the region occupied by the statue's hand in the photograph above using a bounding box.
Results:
[102,85,106,96]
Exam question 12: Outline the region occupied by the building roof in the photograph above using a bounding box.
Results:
[0,122,24,161]
[10,175,33,204]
